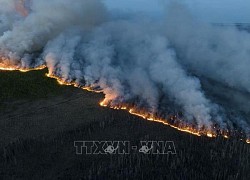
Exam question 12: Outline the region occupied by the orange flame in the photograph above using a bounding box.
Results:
[0,64,46,72]
[99,99,216,137]
[46,73,79,87]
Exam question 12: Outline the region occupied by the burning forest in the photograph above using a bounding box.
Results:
[0,0,250,144]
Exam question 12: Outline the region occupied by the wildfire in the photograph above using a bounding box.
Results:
[46,73,79,87]
[99,99,219,138]
[46,73,104,94]
[100,100,108,107]
[0,64,249,144]
[0,67,17,71]
[0,64,46,72]
[82,87,103,93]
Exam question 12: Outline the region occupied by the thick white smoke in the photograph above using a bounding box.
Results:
[164,3,250,94]
[0,0,249,137]
[0,0,106,67]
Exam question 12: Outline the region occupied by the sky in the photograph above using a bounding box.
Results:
[104,0,250,23]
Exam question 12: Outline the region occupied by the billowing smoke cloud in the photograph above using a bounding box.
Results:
[164,3,250,94]
[0,0,249,137]
[0,0,107,67]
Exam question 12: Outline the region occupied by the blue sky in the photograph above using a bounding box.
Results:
[104,0,250,23]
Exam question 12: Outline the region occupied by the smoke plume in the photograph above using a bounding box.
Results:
[0,0,249,138]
